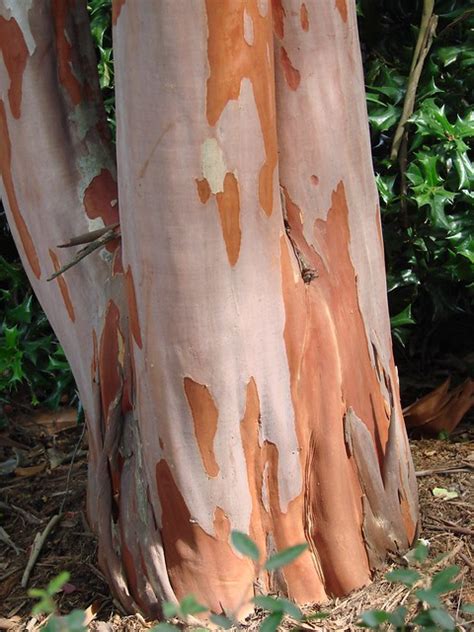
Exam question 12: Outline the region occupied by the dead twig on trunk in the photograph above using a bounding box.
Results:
[47,223,120,282]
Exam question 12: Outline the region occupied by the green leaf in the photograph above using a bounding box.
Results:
[412,540,430,563]
[454,152,474,190]
[430,565,461,594]
[427,608,456,630]
[385,568,421,586]
[432,487,459,500]
[415,588,442,608]
[259,611,283,632]
[358,610,390,628]
[28,588,47,598]
[253,596,302,620]
[162,602,179,618]
[437,46,464,67]
[150,624,181,632]
[7,294,33,324]
[302,612,329,621]
[209,613,235,629]
[178,594,208,616]
[390,304,415,327]
[369,104,400,132]
[230,531,260,561]
[388,606,407,627]
[47,571,71,595]
[375,173,397,205]
[264,544,307,571]
[63,610,87,632]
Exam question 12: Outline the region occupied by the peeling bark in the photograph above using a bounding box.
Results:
[0,0,418,619]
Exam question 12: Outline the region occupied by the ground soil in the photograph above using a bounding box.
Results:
[0,408,472,631]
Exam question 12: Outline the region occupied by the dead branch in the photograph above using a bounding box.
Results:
[21,513,62,588]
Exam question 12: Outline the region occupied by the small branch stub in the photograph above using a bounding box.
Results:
[47,223,120,281]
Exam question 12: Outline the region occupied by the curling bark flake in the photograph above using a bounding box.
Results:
[0,0,418,619]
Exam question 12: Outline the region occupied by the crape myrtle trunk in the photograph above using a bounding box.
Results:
[0,0,418,618]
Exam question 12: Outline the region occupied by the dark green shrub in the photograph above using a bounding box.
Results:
[0,255,74,410]
[358,0,474,395]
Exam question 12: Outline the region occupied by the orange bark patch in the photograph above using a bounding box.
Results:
[399,488,417,544]
[239,378,326,601]
[112,246,124,275]
[125,267,143,349]
[121,356,134,414]
[271,0,286,38]
[48,250,76,322]
[112,0,126,25]
[0,17,28,119]
[205,0,278,216]
[83,169,119,226]
[300,3,309,31]
[155,460,254,612]
[0,100,40,278]
[183,378,220,478]
[335,0,348,22]
[215,172,241,266]
[239,378,268,558]
[196,178,211,204]
[83,169,120,253]
[121,539,139,606]
[51,0,82,105]
[98,300,123,422]
[279,181,417,591]
[280,47,301,91]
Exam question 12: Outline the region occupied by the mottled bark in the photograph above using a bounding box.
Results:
[0,0,418,619]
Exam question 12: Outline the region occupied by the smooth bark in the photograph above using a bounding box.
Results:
[0,0,418,618]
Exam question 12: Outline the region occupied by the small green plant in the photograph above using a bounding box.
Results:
[358,541,471,631]
[0,256,74,408]
[152,532,327,632]
[28,572,86,632]
[28,540,472,631]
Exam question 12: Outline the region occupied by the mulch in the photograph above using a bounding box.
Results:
[0,408,472,631]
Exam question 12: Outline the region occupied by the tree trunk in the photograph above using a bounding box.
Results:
[0,0,418,618]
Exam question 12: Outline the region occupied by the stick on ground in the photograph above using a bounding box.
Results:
[21,514,62,588]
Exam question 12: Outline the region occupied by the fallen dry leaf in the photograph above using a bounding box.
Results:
[18,407,77,436]
[0,616,21,630]
[403,378,474,434]
[14,463,46,478]
[432,487,459,500]
[84,600,102,626]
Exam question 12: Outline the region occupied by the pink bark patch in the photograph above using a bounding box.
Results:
[0,100,41,278]
[0,17,28,119]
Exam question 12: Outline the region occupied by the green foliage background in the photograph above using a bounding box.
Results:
[0,0,472,412]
